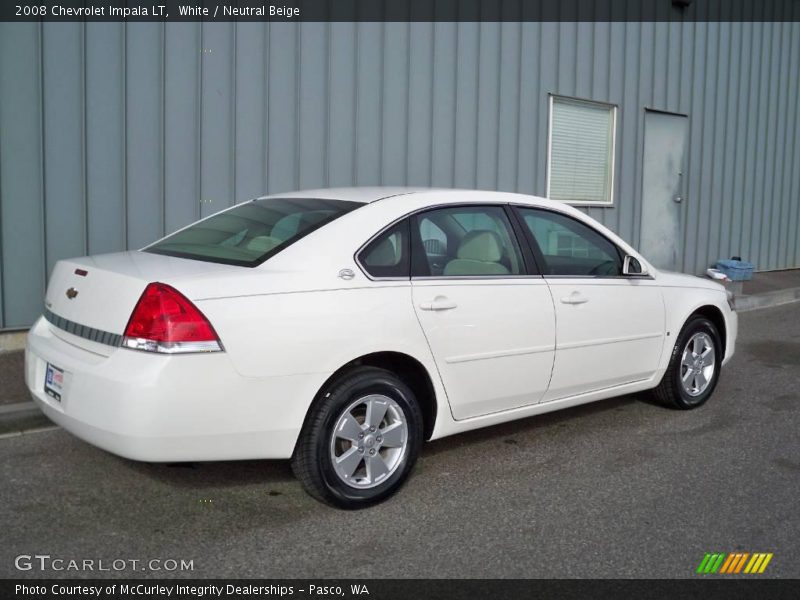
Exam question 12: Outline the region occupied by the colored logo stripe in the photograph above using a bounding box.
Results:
[697,553,725,573]
[719,553,736,573]
[745,553,774,574]
[719,553,748,573]
[698,552,773,574]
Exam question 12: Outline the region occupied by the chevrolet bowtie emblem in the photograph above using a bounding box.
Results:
[66,287,79,300]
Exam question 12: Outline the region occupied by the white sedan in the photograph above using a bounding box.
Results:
[25,188,737,508]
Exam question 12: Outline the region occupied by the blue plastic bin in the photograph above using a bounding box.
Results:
[715,259,754,281]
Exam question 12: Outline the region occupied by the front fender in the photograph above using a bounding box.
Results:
[659,285,736,370]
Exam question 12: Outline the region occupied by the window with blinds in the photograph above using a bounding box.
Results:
[547,96,617,205]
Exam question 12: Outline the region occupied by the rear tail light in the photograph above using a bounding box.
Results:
[122,282,223,354]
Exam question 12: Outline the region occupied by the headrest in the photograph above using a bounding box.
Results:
[270,214,302,242]
[456,230,504,262]
[246,235,282,253]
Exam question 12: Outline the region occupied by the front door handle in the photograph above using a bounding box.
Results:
[560,291,589,305]
[419,296,458,311]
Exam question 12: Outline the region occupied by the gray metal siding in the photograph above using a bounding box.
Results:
[1,19,799,329]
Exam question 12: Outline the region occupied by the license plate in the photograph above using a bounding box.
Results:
[44,363,64,402]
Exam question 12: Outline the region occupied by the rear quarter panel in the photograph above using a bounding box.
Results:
[196,284,450,428]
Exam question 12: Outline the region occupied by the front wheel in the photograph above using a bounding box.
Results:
[291,366,423,509]
[652,315,723,409]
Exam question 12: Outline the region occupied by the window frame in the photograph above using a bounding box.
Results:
[354,203,541,281]
[546,94,618,207]
[509,205,639,279]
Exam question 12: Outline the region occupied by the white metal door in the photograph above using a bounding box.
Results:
[412,279,556,420]
[640,110,689,271]
[542,279,665,401]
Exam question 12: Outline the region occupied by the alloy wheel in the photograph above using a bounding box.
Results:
[680,332,716,397]
[329,394,409,489]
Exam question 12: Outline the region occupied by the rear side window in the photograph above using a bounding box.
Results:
[412,206,524,277]
[145,198,361,267]
[358,220,410,278]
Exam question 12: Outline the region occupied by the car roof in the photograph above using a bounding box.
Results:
[258,186,567,209]
[258,186,434,204]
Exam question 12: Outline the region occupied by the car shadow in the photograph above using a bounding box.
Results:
[119,391,656,489]
[121,454,296,490]
[422,392,647,458]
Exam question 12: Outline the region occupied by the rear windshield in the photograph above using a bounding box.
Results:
[144,197,361,267]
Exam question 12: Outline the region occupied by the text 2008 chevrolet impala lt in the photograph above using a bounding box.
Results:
[26,188,737,508]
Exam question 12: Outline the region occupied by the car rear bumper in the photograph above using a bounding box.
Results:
[25,316,324,462]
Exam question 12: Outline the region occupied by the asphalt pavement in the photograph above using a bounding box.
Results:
[1,303,798,579]
[0,349,26,405]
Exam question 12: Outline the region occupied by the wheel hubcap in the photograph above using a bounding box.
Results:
[680,332,716,397]
[329,394,409,489]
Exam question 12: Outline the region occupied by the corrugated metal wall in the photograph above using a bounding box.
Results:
[1,19,799,329]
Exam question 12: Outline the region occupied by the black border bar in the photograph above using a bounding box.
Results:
[4,579,800,600]
[3,0,800,23]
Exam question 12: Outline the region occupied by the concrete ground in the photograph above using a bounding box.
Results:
[0,303,798,579]
[743,268,800,295]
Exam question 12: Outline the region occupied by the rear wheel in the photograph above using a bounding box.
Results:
[653,316,722,409]
[291,366,423,509]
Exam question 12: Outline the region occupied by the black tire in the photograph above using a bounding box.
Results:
[652,315,723,409]
[291,366,423,509]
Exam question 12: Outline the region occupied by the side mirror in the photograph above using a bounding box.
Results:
[623,255,648,276]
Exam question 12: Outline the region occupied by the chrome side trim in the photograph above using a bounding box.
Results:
[543,274,656,281]
[412,276,545,282]
[121,337,223,354]
[44,308,122,347]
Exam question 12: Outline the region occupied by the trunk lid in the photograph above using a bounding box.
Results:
[44,251,244,346]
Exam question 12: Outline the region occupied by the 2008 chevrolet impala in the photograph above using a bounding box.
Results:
[25,188,737,508]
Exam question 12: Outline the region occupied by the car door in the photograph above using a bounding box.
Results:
[410,204,556,420]
[513,206,665,402]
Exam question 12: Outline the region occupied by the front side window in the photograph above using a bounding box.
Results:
[412,206,523,277]
[145,197,360,267]
[548,95,617,205]
[518,208,621,276]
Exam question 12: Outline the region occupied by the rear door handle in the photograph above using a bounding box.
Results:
[560,291,589,305]
[419,296,458,311]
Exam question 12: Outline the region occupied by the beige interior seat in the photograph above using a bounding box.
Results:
[443,230,510,276]
[246,235,282,254]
